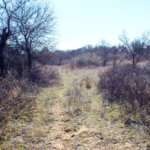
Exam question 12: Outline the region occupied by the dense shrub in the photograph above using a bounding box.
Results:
[98,64,150,131]
[98,64,150,112]
[31,63,60,87]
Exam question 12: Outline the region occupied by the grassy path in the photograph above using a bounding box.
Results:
[0,67,150,149]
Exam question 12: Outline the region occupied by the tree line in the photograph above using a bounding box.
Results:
[38,33,150,67]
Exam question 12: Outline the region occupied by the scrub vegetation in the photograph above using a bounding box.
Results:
[0,0,150,149]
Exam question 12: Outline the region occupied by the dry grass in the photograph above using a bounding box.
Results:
[0,66,150,150]
[62,66,150,149]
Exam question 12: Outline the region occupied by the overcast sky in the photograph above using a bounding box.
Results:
[51,0,150,50]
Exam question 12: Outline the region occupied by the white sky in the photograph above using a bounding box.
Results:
[51,0,150,50]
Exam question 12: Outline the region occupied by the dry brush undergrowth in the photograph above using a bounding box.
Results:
[98,64,150,135]
[0,65,59,149]
[0,66,150,150]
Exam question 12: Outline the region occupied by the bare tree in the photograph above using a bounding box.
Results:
[131,40,145,63]
[119,31,136,67]
[13,1,55,74]
[99,40,110,66]
[0,0,27,76]
[119,31,150,67]
[112,46,118,67]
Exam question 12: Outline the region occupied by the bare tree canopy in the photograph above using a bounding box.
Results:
[12,0,55,73]
[119,31,150,67]
[0,0,55,76]
[0,0,29,76]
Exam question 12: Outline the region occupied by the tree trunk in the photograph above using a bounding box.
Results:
[0,47,5,77]
[0,28,10,77]
[102,54,107,66]
[113,51,117,67]
[132,53,135,68]
[26,48,32,75]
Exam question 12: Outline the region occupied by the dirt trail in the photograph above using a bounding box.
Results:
[48,98,93,150]
[48,96,99,150]
[48,98,65,149]
[41,68,103,150]
[44,69,94,150]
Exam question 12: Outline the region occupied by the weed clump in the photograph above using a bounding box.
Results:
[86,76,91,89]
[65,84,82,116]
